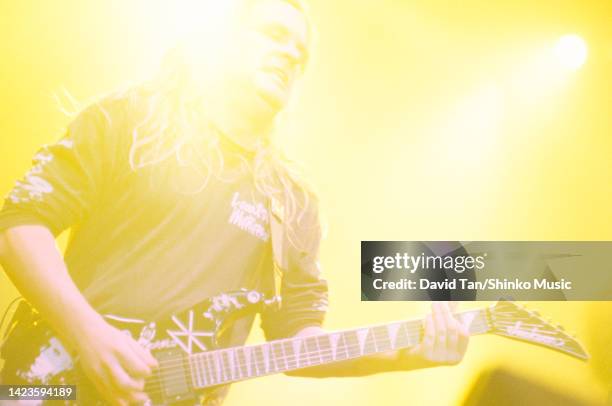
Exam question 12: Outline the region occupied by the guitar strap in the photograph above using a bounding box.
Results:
[269,195,287,299]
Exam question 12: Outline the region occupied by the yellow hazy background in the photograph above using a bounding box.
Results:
[1,0,610,405]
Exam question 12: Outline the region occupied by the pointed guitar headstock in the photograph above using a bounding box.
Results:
[489,300,589,361]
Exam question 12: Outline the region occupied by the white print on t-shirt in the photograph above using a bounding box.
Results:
[8,141,71,204]
[228,191,269,241]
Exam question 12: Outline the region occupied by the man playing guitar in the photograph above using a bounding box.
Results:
[0,0,470,404]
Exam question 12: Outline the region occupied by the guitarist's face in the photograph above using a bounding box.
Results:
[228,0,310,118]
[183,0,310,137]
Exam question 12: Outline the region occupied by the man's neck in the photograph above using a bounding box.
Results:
[216,117,270,152]
[205,95,275,152]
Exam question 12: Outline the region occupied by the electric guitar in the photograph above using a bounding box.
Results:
[0,289,589,405]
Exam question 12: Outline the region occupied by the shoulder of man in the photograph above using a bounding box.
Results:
[71,87,148,138]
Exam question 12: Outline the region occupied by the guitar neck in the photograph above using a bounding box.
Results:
[185,307,491,390]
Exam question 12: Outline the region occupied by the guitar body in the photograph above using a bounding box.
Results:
[0,289,274,405]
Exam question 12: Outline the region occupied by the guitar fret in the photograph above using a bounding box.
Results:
[361,328,377,355]
[387,323,401,350]
[283,340,297,370]
[200,354,208,387]
[343,330,360,357]
[262,344,271,373]
[313,336,323,365]
[240,347,249,379]
[205,353,216,385]
[215,351,223,383]
[188,355,197,388]
[185,308,491,389]
[292,338,303,369]
[238,347,250,378]
[200,353,209,385]
[230,349,238,379]
[270,341,286,372]
[329,333,339,360]
[317,335,333,363]
[279,341,290,370]
[402,321,418,347]
[191,354,204,388]
[231,348,240,380]
[308,338,316,366]
[229,351,238,379]
[297,338,310,368]
[334,332,350,360]
[306,337,320,366]
[268,343,278,373]
[373,326,392,352]
[229,350,236,381]
[370,328,379,353]
[394,322,409,348]
[355,329,367,355]
[220,350,231,382]
[251,345,266,376]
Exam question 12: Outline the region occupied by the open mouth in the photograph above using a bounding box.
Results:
[253,64,294,109]
[262,66,289,88]
[254,76,284,109]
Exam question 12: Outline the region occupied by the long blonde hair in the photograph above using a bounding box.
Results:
[116,44,319,252]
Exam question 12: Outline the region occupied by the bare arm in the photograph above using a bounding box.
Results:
[0,225,157,406]
[0,225,103,348]
[284,303,469,378]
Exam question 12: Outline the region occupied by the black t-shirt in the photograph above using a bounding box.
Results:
[0,94,328,342]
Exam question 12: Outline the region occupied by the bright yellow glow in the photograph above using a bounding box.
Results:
[505,36,590,107]
[152,0,235,41]
[552,34,588,71]
[506,52,564,108]
[439,84,503,165]
[133,0,239,74]
[1,1,611,406]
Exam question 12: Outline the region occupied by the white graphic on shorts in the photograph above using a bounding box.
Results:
[228,191,269,241]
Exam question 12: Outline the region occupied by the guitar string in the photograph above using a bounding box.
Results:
[60,315,564,396]
[66,316,580,400]
[492,321,564,329]
[62,319,490,394]
[132,315,557,379]
[60,319,493,397]
[138,316,489,379]
[52,314,569,397]
[134,317,568,393]
[128,309,488,376]
[182,318,568,382]
[63,326,469,400]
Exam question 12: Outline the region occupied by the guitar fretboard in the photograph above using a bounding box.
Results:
[181,308,489,389]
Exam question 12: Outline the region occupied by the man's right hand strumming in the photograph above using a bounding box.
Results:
[0,225,157,405]
[74,319,158,405]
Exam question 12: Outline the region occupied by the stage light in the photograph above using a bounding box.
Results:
[506,34,588,106]
[552,34,588,71]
